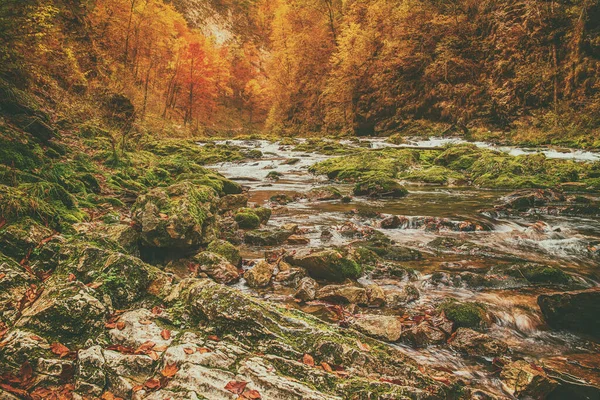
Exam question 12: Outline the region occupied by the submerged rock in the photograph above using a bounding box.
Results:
[399,323,446,348]
[537,288,600,338]
[500,360,558,399]
[305,186,343,201]
[286,249,362,282]
[132,181,218,250]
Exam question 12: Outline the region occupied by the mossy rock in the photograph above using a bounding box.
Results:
[0,218,54,261]
[353,175,408,198]
[400,166,464,185]
[238,207,271,224]
[0,252,35,325]
[506,263,571,285]
[287,249,363,282]
[439,300,488,331]
[306,186,343,201]
[207,239,241,267]
[235,211,261,229]
[244,228,294,246]
[266,171,283,181]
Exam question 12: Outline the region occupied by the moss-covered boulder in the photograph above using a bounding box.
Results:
[16,280,107,346]
[306,186,343,201]
[132,181,218,249]
[353,175,408,198]
[506,263,571,285]
[206,239,241,267]
[439,300,489,331]
[234,210,261,229]
[286,249,363,282]
[193,251,240,284]
[0,218,54,261]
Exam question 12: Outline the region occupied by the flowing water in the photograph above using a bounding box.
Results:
[206,138,600,398]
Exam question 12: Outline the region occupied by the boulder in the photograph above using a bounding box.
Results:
[206,239,241,266]
[286,235,310,245]
[194,252,240,284]
[0,253,34,325]
[294,277,318,302]
[245,227,295,246]
[365,284,386,307]
[0,218,54,261]
[439,301,489,331]
[380,216,404,229]
[273,267,307,288]
[351,315,402,342]
[316,284,368,305]
[448,328,508,357]
[537,288,600,338]
[385,285,420,309]
[75,346,106,397]
[500,360,558,399]
[219,194,248,212]
[306,186,343,201]
[353,176,408,198]
[399,323,446,347]
[245,260,275,288]
[16,281,106,345]
[286,249,362,282]
[132,181,218,249]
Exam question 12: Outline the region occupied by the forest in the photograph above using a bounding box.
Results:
[0,0,599,399]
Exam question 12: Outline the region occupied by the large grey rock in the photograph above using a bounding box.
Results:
[75,346,106,397]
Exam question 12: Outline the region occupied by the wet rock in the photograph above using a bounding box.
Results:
[132,181,218,249]
[294,277,318,302]
[245,260,275,288]
[75,346,106,397]
[316,284,368,305]
[353,176,408,198]
[448,328,508,357]
[380,215,404,229]
[234,210,261,229]
[438,300,489,331]
[0,253,34,324]
[103,349,155,397]
[16,281,106,346]
[351,315,402,342]
[270,194,295,205]
[286,249,362,281]
[273,267,307,288]
[371,263,417,280]
[538,288,600,338]
[506,263,571,285]
[206,239,241,267]
[0,329,53,373]
[400,323,446,347]
[385,285,420,308]
[286,235,310,245]
[219,193,248,212]
[305,186,342,201]
[500,360,558,399]
[193,252,240,284]
[245,227,295,246]
[73,222,140,256]
[365,284,386,307]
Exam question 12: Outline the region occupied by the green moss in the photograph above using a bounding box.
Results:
[506,263,571,285]
[400,166,464,185]
[235,211,261,229]
[353,174,408,198]
[439,300,487,330]
[207,239,241,266]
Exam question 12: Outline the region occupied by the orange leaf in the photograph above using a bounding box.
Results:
[161,329,171,340]
[51,342,71,358]
[144,378,161,390]
[241,389,261,399]
[184,347,194,355]
[224,380,247,395]
[207,335,220,341]
[302,353,315,366]
[321,362,333,372]
[356,340,370,352]
[154,344,168,352]
[116,321,126,331]
[132,385,144,392]
[67,273,76,282]
[151,306,163,315]
[197,347,211,354]
[161,363,179,378]
[105,322,116,329]
[139,319,153,325]
[135,341,156,354]
[86,282,102,289]
[147,351,159,361]
[0,273,6,280]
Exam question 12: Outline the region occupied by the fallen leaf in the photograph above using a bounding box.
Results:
[241,389,261,399]
[302,353,315,366]
[86,282,102,289]
[197,347,211,354]
[147,351,159,361]
[356,340,370,352]
[161,363,178,378]
[105,322,116,329]
[101,392,118,400]
[225,380,247,394]
[184,347,194,355]
[431,376,451,385]
[321,362,333,372]
[144,378,161,390]
[116,321,126,330]
[0,384,29,397]
[132,385,144,392]
[0,273,6,280]
[154,344,168,352]
[20,361,34,385]
[30,335,44,341]
[151,306,163,315]
[207,335,220,341]
[67,273,76,282]
[135,341,156,354]
[161,329,171,340]
[106,344,135,354]
[51,342,70,358]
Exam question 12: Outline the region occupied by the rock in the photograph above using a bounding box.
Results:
[287,235,310,245]
[439,301,489,331]
[0,329,53,373]
[207,239,241,266]
[380,215,404,229]
[506,263,571,285]
[294,277,318,302]
[0,253,34,324]
[537,288,600,338]
[273,267,307,288]
[108,309,176,349]
[194,252,240,284]
[245,260,275,288]
[234,210,261,229]
[365,284,386,307]
[353,175,408,198]
[103,349,156,397]
[500,189,565,211]
[16,281,106,346]
[73,222,140,256]
[385,285,420,308]
[306,186,342,201]
[75,346,106,397]
[245,227,295,246]
[351,315,402,342]
[399,323,446,347]
[316,284,368,305]
[270,194,295,205]
[448,328,508,357]
[0,218,54,261]
[219,193,248,212]
[286,249,362,282]
[132,181,218,249]
[500,360,558,399]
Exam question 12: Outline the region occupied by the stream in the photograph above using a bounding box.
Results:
[206,138,600,398]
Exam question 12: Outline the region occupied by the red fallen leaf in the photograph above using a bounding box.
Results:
[67,273,76,282]
[116,321,126,330]
[151,306,163,315]
[241,389,262,399]
[105,322,117,329]
[207,335,220,341]
[224,380,247,394]
[154,344,168,352]
[356,340,371,352]
[132,385,144,392]
[30,387,54,399]
[161,363,178,378]
[159,213,169,220]
[147,351,159,361]
[106,344,135,354]
[135,341,156,354]
[20,361,34,384]
[51,342,71,358]
[86,282,102,289]
[197,347,211,354]
[321,362,333,372]
[0,384,29,397]
[144,378,161,390]
[184,347,194,355]
[139,319,153,325]
[530,363,545,373]
[101,392,119,400]
[302,353,315,366]
[161,329,171,340]
[0,273,6,280]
